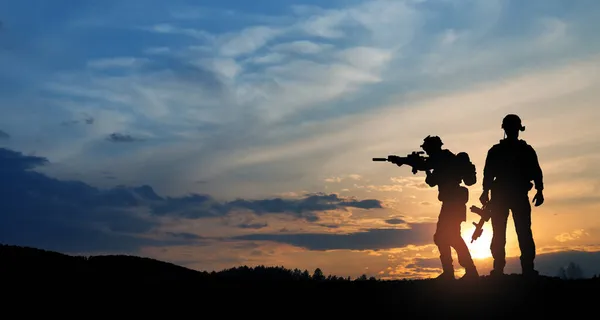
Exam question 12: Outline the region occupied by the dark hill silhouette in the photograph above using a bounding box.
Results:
[0,244,207,283]
[1,244,598,316]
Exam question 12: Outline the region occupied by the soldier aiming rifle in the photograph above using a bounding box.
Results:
[374,136,480,281]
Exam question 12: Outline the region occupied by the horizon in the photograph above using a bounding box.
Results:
[1,0,600,280]
[3,243,598,280]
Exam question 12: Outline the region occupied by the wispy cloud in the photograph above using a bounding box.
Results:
[107,132,143,143]
[233,224,436,251]
[87,57,149,69]
[12,0,592,198]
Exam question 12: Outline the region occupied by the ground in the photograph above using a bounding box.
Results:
[1,244,597,317]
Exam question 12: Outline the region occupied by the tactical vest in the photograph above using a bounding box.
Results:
[489,140,536,193]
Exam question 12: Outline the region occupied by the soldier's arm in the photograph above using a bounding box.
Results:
[425,170,437,187]
[529,146,544,191]
[482,148,495,193]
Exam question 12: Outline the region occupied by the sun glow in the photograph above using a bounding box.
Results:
[463,224,493,260]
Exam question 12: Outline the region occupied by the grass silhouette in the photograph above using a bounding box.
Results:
[1,244,597,316]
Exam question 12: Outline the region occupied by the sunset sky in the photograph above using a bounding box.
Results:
[1,0,600,279]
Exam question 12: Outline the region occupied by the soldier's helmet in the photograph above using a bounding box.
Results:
[502,114,526,131]
[420,135,443,149]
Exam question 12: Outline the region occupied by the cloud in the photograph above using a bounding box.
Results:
[232,223,436,251]
[219,26,284,57]
[271,40,333,55]
[5,0,597,202]
[0,148,48,171]
[0,129,9,139]
[61,117,95,126]
[325,174,362,183]
[152,192,383,221]
[238,223,268,230]
[0,147,384,254]
[107,133,143,143]
[146,23,214,41]
[87,57,149,69]
[0,148,181,253]
[165,232,204,240]
[144,47,171,55]
[385,218,406,225]
[390,177,429,189]
[555,229,591,243]
[362,184,404,192]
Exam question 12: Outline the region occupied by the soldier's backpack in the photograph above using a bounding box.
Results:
[456,152,477,186]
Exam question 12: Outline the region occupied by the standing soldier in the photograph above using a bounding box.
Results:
[479,114,545,277]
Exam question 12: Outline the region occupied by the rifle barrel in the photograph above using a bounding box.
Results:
[372,158,388,161]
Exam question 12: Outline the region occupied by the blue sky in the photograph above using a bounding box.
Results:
[2,0,600,278]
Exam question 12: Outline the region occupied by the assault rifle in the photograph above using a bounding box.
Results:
[372,151,430,174]
[469,201,492,243]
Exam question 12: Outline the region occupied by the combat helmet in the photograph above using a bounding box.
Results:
[420,135,443,149]
[502,114,526,132]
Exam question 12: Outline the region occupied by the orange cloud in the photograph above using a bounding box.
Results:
[555,229,591,243]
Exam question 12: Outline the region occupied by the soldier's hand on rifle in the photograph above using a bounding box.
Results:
[479,191,489,205]
[532,190,544,207]
[388,155,401,166]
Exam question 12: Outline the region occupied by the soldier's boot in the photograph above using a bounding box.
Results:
[490,258,505,278]
[435,261,455,281]
[489,269,504,278]
[435,271,455,281]
[521,260,539,278]
[522,269,539,278]
[459,267,479,281]
[455,246,479,281]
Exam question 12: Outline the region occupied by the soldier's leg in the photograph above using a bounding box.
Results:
[451,217,477,272]
[512,194,537,275]
[490,204,510,274]
[442,203,478,279]
[434,204,454,278]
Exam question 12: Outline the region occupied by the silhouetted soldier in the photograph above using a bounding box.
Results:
[479,114,544,277]
[419,136,479,280]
